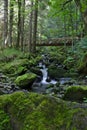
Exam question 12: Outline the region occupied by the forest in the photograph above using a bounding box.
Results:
[0,0,87,130]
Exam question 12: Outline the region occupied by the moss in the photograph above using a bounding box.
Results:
[0,92,87,130]
[2,59,29,76]
[0,110,12,130]
[63,86,87,102]
[15,73,37,88]
[48,65,66,79]
[30,67,42,76]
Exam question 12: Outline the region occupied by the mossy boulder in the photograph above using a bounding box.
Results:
[63,86,87,102]
[0,91,87,130]
[76,51,87,76]
[15,73,37,89]
[30,67,42,76]
[48,65,66,79]
[0,110,12,130]
[2,59,29,76]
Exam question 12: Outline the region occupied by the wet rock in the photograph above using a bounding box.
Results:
[35,76,42,83]
[46,77,51,82]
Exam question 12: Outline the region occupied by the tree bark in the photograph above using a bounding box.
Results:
[9,0,14,47]
[74,0,87,35]
[16,0,21,48]
[3,0,8,47]
[32,0,38,53]
[21,0,25,51]
[29,0,33,53]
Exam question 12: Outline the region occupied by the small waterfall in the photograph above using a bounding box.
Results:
[39,62,57,85]
[41,66,48,84]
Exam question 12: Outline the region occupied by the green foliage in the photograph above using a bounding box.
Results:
[0,48,23,61]
[83,97,87,103]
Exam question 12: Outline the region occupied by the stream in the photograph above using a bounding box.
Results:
[0,54,87,99]
[32,61,72,97]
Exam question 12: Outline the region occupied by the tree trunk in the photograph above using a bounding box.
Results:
[29,0,33,53]
[16,0,21,48]
[3,0,8,47]
[74,0,87,35]
[83,9,87,34]
[21,0,25,51]
[32,0,38,53]
[9,0,14,47]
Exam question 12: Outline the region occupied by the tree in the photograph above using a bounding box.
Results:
[9,0,14,47]
[74,0,87,34]
[3,0,8,47]
[16,0,22,48]
[21,0,25,51]
[32,0,38,53]
[29,0,33,53]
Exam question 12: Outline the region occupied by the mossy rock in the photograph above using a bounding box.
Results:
[0,110,12,130]
[63,86,87,102]
[15,73,37,89]
[49,56,59,64]
[77,61,87,76]
[30,67,42,76]
[2,59,29,76]
[48,65,66,79]
[77,52,87,76]
[0,92,87,130]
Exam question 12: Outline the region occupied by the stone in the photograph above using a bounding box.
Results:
[63,86,87,102]
[15,73,37,89]
[0,91,87,130]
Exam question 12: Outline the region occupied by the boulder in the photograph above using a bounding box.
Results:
[30,67,42,77]
[15,73,37,89]
[0,91,87,130]
[63,86,87,102]
[2,59,29,76]
[48,65,66,79]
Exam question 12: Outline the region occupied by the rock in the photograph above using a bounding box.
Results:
[47,84,54,88]
[30,67,42,77]
[0,91,87,130]
[15,73,37,89]
[46,77,51,82]
[2,59,29,76]
[55,82,60,87]
[63,86,87,102]
[77,52,87,76]
[48,65,66,79]
[35,76,42,82]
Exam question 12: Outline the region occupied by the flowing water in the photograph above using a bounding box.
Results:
[32,62,57,93]
[40,63,57,85]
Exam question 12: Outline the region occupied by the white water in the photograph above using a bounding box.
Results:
[32,62,71,94]
[39,62,57,85]
[60,78,71,85]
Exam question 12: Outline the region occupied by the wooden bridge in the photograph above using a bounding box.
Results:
[36,37,80,46]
